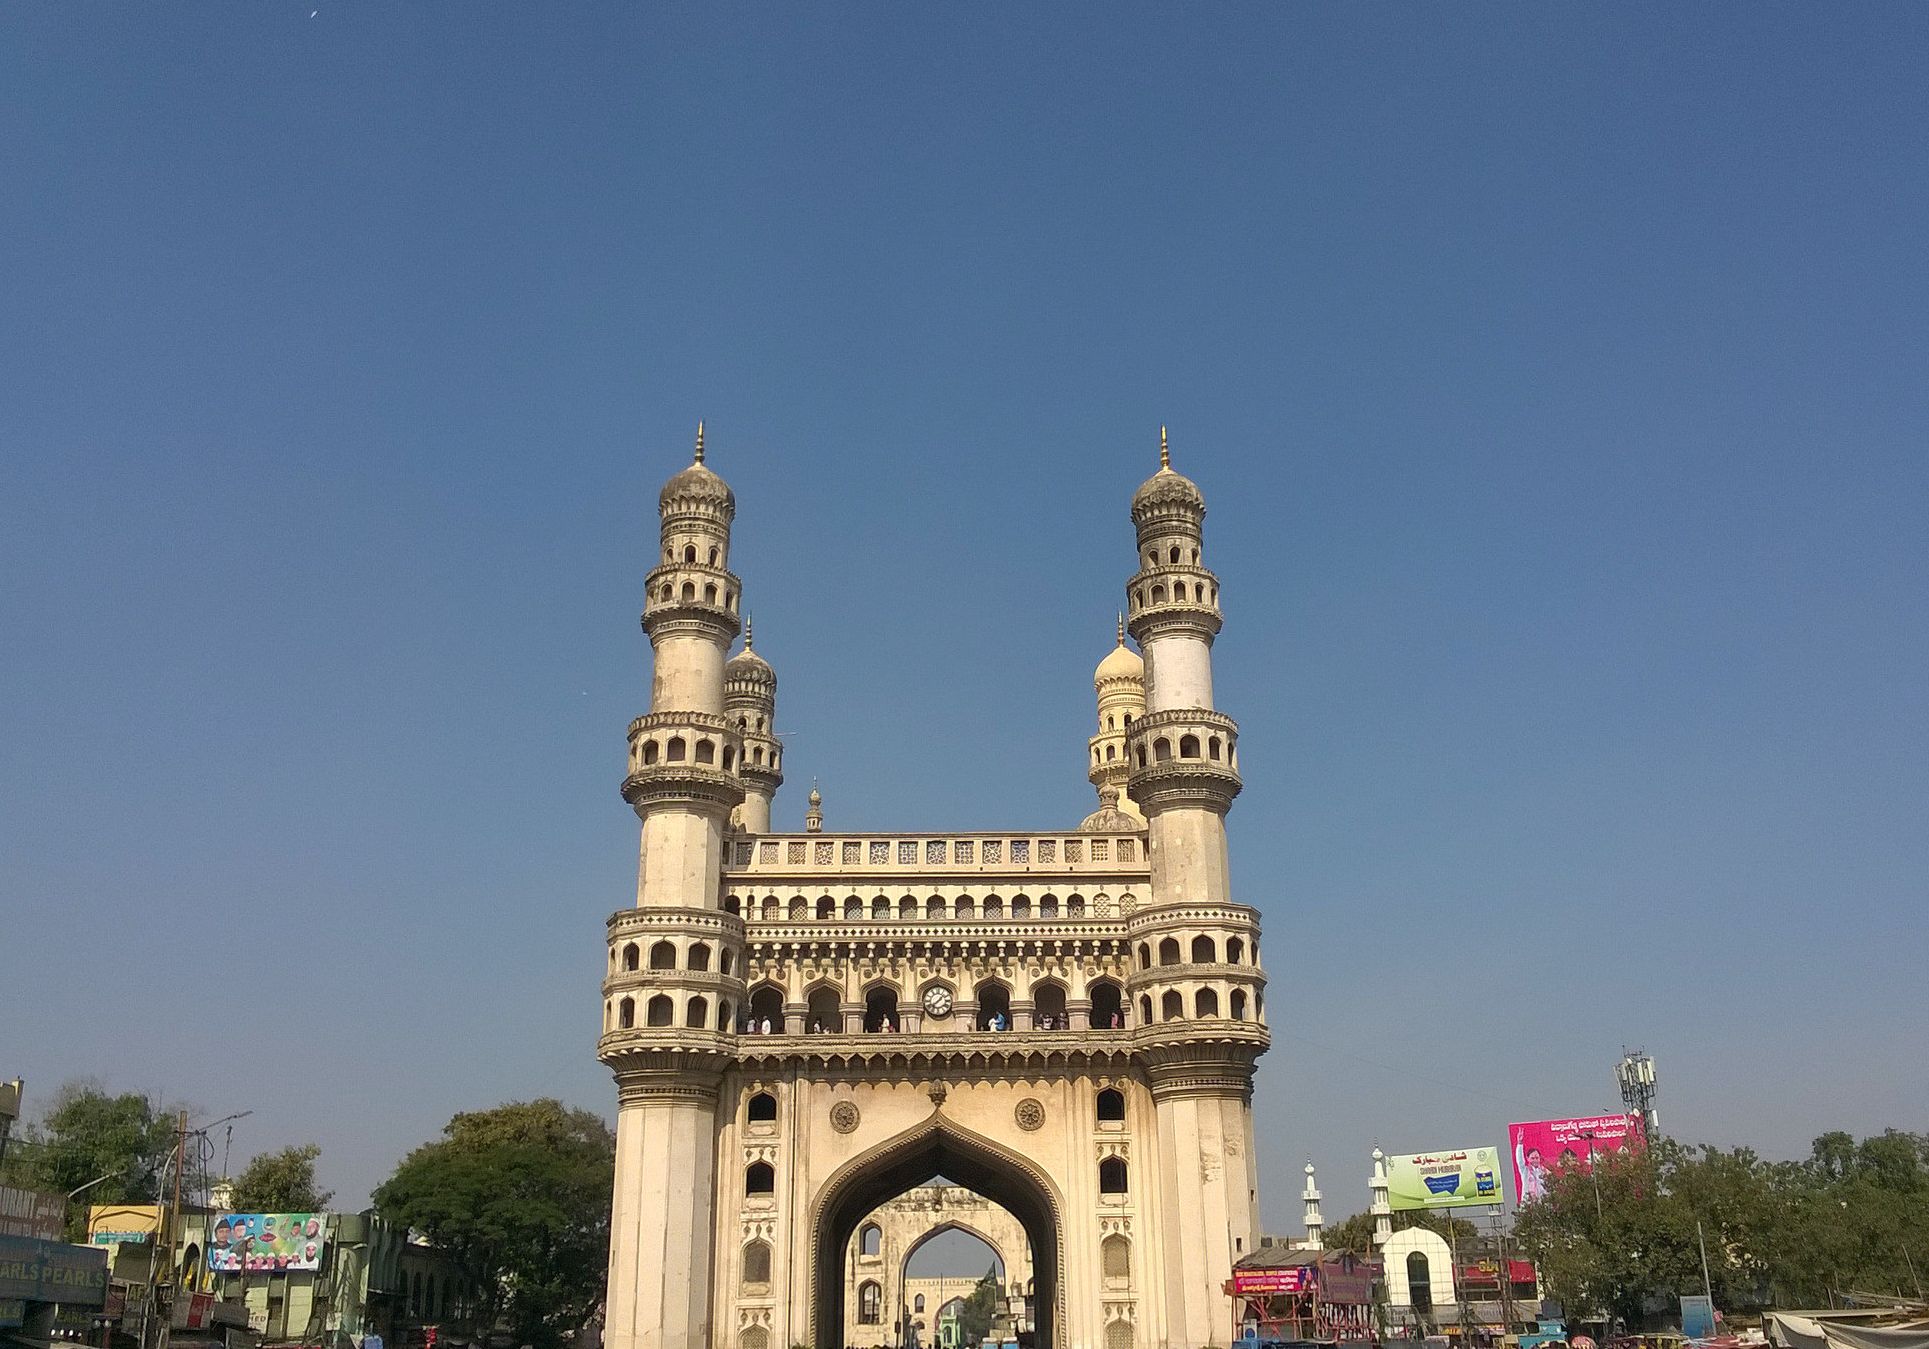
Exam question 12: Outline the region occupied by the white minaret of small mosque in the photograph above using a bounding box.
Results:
[725,615,783,834]
[602,423,749,1349]
[1370,1147,1393,1247]
[804,780,823,833]
[1082,614,1148,831]
[1123,426,1267,1344]
[1303,1161,1325,1250]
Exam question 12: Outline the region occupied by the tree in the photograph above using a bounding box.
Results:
[374,1099,614,1349]
[231,1144,332,1213]
[1320,1209,1481,1254]
[2,1082,178,1239]
[954,1267,1002,1347]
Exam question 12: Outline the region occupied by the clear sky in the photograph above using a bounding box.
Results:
[3,5,1925,1231]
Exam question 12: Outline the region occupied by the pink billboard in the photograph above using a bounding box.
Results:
[1508,1113,1645,1204]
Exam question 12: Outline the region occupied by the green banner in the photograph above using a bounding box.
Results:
[1386,1147,1502,1210]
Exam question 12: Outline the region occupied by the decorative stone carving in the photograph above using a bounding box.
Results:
[829,1101,860,1134]
[1015,1098,1046,1132]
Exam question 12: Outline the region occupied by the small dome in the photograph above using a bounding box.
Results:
[726,644,775,686]
[1080,788,1146,834]
[1095,641,1144,686]
[658,422,735,513]
[1131,426,1205,518]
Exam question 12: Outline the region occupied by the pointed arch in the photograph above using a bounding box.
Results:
[808,1116,1064,1349]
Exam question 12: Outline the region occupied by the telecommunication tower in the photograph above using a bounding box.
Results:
[1617,1049,1658,1132]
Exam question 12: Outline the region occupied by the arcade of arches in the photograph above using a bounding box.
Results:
[599,433,1270,1349]
[844,1184,1033,1348]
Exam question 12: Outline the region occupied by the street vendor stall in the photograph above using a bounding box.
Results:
[1232,1247,1382,1343]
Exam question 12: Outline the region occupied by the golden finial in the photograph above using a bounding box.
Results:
[1159,425,1170,470]
[1117,612,1126,645]
[694,420,706,464]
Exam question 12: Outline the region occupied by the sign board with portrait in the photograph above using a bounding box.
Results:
[206,1214,328,1273]
[1508,1115,1645,1205]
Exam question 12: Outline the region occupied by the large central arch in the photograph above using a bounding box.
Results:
[811,1119,1063,1349]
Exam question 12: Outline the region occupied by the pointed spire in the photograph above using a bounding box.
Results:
[1159,424,1170,470]
[693,420,706,464]
[1117,612,1126,645]
[743,611,754,650]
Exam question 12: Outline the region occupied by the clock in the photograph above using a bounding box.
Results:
[922,986,953,1018]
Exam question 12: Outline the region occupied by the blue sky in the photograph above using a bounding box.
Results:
[3,4,1925,1234]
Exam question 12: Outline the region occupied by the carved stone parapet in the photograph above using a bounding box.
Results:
[641,562,742,620]
[608,905,747,942]
[1124,601,1222,646]
[620,764,745,815]
[602,1037,730,1103]
[1136,1032,1268,1100]
[602,968,747,999]
[1125,709,1241,813]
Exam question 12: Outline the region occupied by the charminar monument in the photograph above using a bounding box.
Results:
[598,427,1270,1349]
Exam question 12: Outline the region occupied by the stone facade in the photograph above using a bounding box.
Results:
[843,1184,1034,1347]
[599,427,1270,1349]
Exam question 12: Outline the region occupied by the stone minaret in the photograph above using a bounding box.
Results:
[1085,614,1148,827]
[724,617,783,833]
[1124,427,1268,1345]
[602,425,747,1349]
[1370,1147,1393,1247]
[1303,1161,1325,1250]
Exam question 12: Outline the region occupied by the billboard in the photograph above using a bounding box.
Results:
[1233,1265,1315,1295]
[1387,1147,1503,1210]
[0,1186,66,1242]
[0,1235,109,1307]
[206,1214,328,1273]
[1509,1114,1645,1204]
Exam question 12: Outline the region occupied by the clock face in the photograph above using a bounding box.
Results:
[922,986,953,1018]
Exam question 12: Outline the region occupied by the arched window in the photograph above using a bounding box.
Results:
[1159,938,1181,966]
[621,942,639,971]
[1033,981,1067,1028]
[666,736,687,761]
[741,1330,768,1349]
[722,745,735,770]
[844,896,862,919]
[1191,934,1216,964]
[650,941,677,970]
[760,896,779,921]
[687,943,711,972]
[863,985,900,1032]
[748,1092,777,1123]
[1011,895,1031,919]
[954,896,975,919]
[1139,995,1153,1024]
[1067,894,1085,918]
[1195,988,1219,1018]
[1168,545,1180,563]
[717,999,732,1030]
[646,995,674,1027]
[642,740,660,766]
[789,897,807,920]
[975,980,1012,1030]
[858,1281,882,1324]
[806,985,841,1032]
[708,546,719,565]
[983,895,1004,919]
[1161,990,1183,1020]
[685,995,709,1028]
[1151,585,1167,604]
[720,950,734,976]
[1227,936,1244,964]
[1102,1233,1131,1284]
[1136,746,1147,768]
[695,738,715,764]
[1179,734,1200,758]
[745,1162,774,1197]
[748,985,784,1028]
[926,895,946,919]
[1099,1157,1129,1195]
[1207,736,1221,760]
[915,1294,926,1313]
[817,896,835,920]
[871,896,889,919]
[1096,1088,1126,1123]
[1138,942,1152,968]
[859,1224,882,1257]
[900,895,917,919]
[1039,894,1059,919]
[683,545,697,564]
[703,583,718,605]
[1408,1251,1433,1312]
[742,1239,771,1285]
[1090,980,1124,1029]
[1231,989,1248,1020]
[618,996,635,1029]
[723,895,740,916]
[1154,737,1172,762]
[1106,745,1116,761]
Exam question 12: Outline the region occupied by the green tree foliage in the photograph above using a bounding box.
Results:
[1514,1130,1929,1324]
[231,1144,332,1213]
[0,1083,178,1239]
[954,1267,1003,1347]
[373,1100,614,1349]
[1320,1209,1483,1254]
